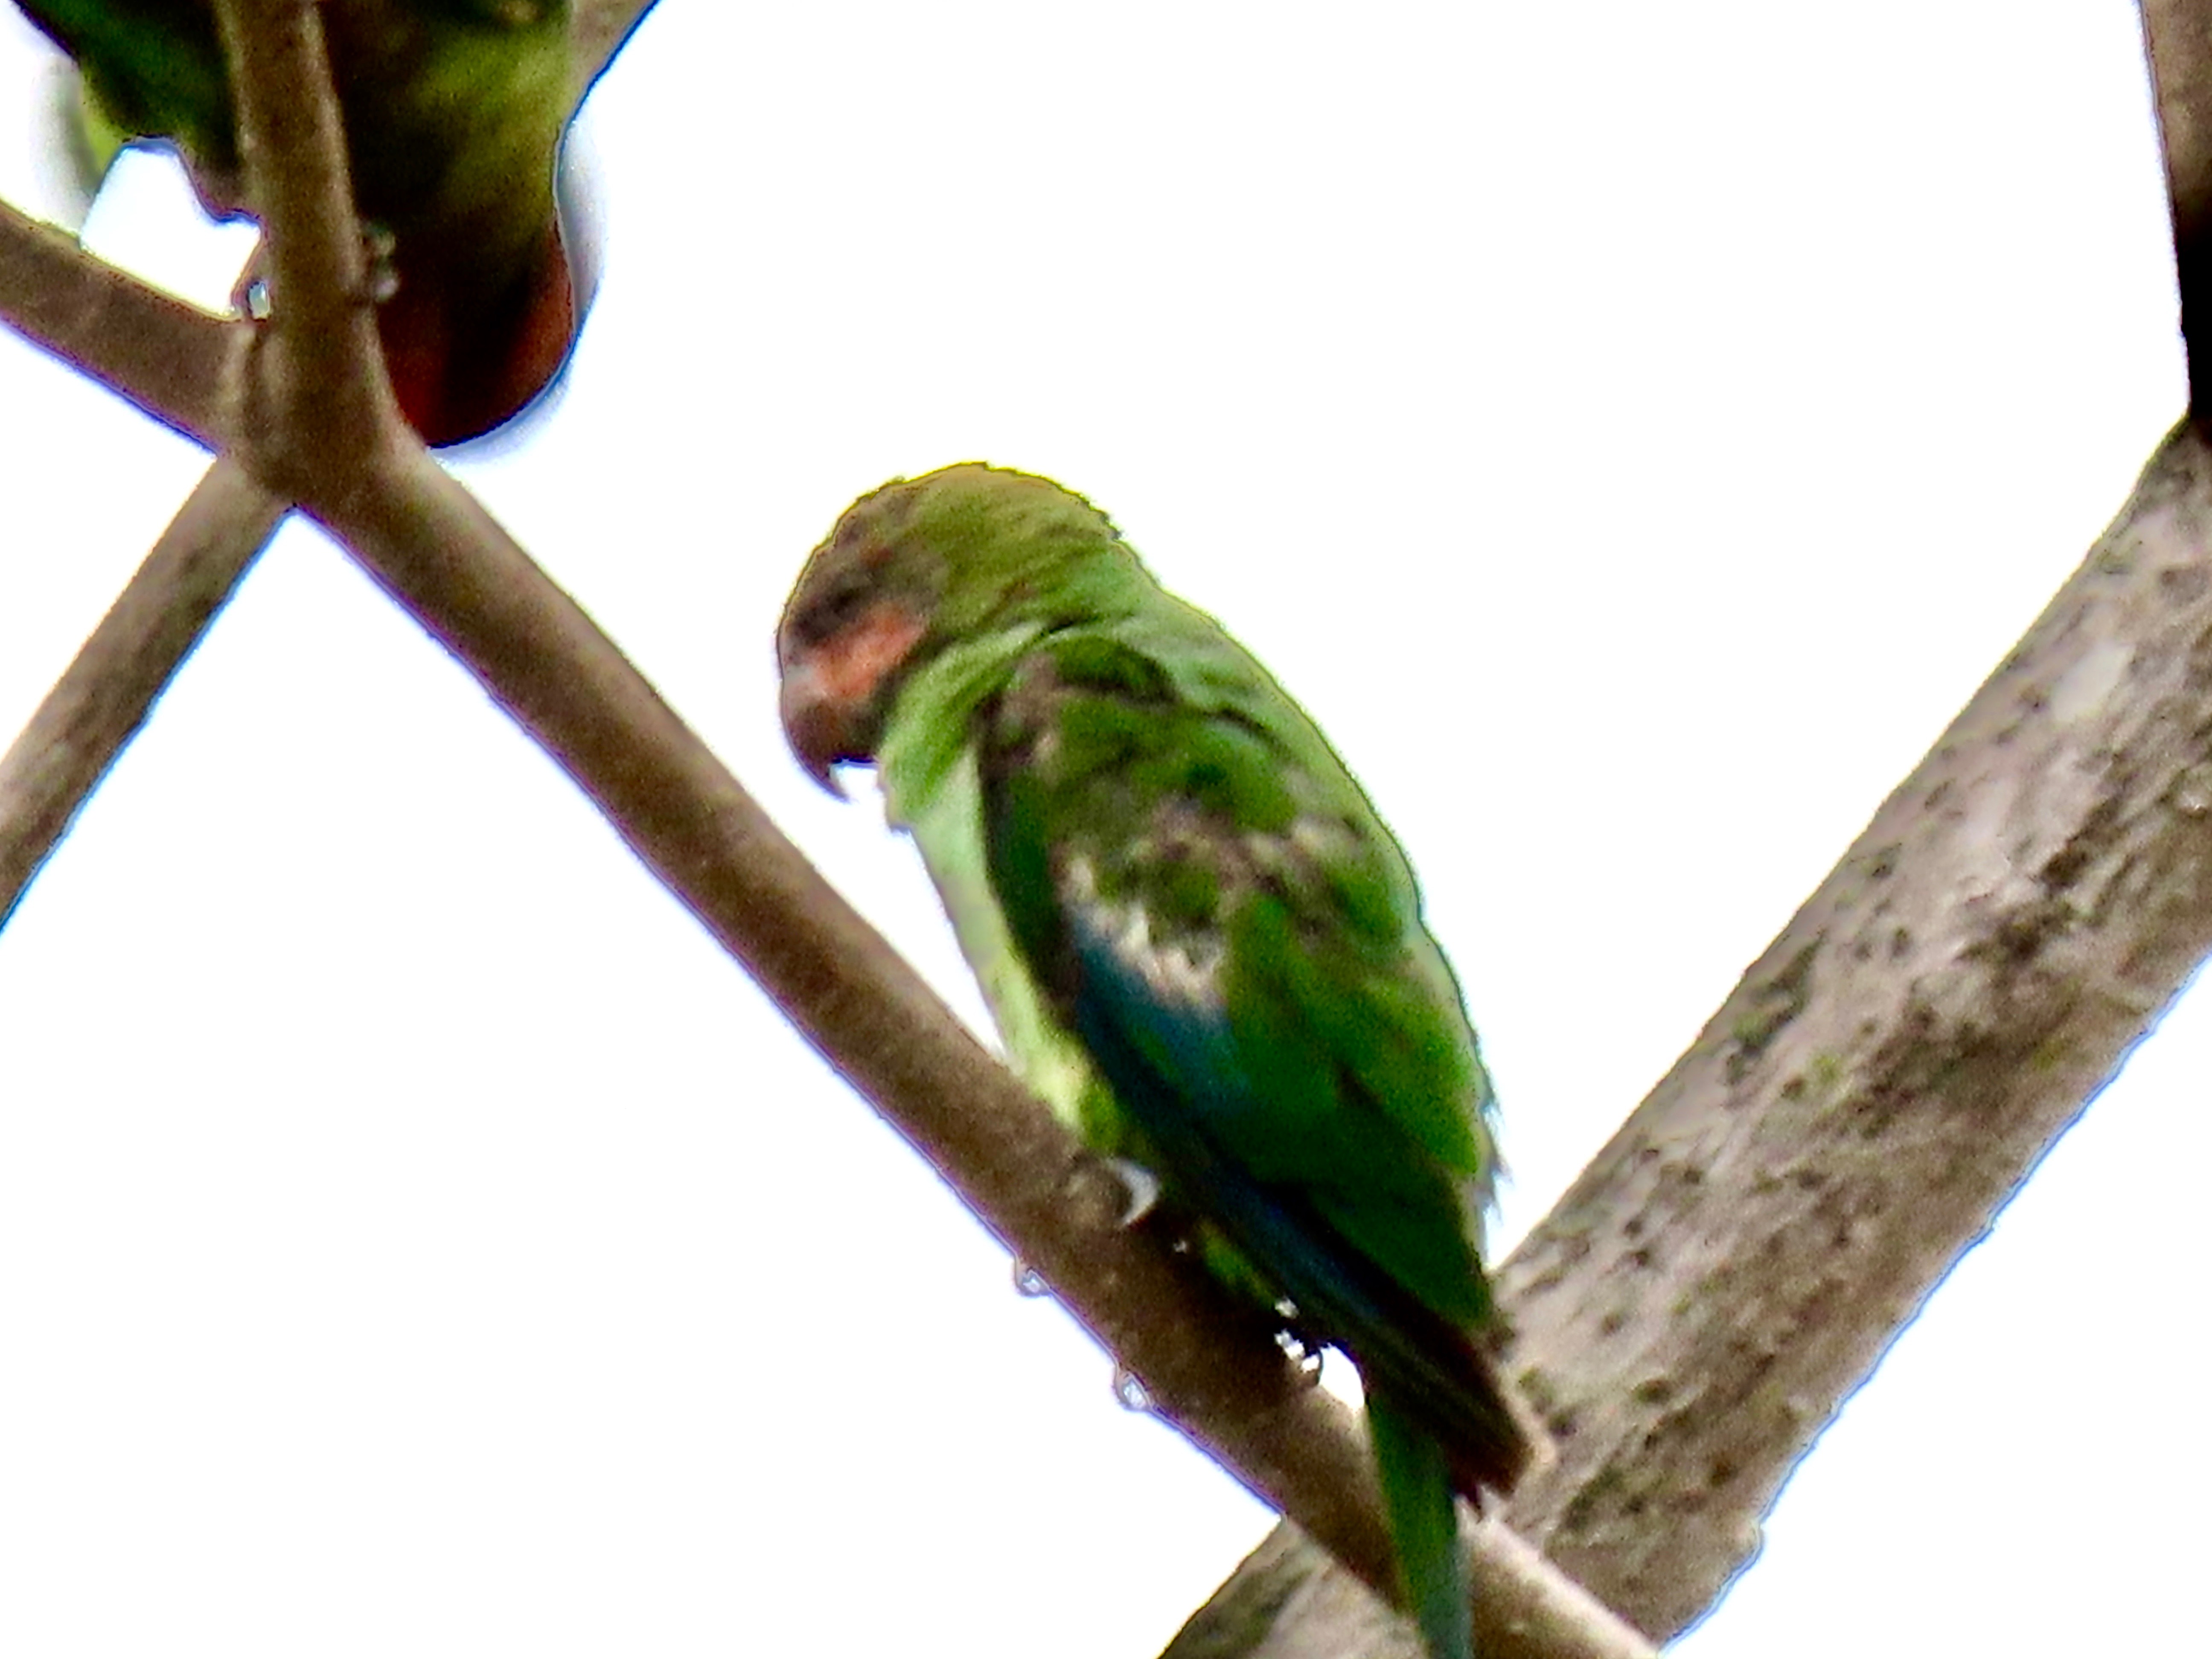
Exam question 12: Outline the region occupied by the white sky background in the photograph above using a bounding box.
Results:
[0,1,2200,1652]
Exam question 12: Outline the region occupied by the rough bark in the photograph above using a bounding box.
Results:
[1168,422,2212,1650]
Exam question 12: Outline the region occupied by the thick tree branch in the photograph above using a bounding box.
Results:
[2143,0,2212,410]
[1504,419,2212,1621]
[1169,424,2212,1651]
[0,460,282,927]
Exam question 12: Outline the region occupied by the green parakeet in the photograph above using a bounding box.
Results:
[777,464,1531,1659]
[13,0,582,446]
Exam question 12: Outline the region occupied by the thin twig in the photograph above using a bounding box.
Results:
[0,460,285,927]
[0,199,234,447]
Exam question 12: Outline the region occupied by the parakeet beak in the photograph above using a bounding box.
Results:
[779,654,854,798]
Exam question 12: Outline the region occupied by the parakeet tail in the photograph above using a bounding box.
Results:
[1369,1388,1473,1659]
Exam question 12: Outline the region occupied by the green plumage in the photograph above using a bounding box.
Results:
[778,464,1531,1659]
[14,0,580,444]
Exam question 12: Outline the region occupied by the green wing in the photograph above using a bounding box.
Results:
[979,597,1501,1332]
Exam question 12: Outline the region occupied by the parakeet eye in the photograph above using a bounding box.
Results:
[797,579,872,644]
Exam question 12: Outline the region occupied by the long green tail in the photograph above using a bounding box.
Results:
[1369,1389,1472,1659]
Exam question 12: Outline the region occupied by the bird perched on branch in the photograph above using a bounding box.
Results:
[777,463,1531,1659]
[14,0,585,446]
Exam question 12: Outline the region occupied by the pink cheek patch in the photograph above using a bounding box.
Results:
[818,603,928,704]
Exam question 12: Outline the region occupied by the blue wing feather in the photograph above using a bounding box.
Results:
[1062,901,1526,1498]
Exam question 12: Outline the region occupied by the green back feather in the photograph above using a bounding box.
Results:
[860,466,1502,1327]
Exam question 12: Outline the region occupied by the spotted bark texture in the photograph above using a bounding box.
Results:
[1169,423,2212,1651]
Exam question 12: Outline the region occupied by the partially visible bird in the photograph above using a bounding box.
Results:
[777,463,1532,1659]
[15,0,585,446]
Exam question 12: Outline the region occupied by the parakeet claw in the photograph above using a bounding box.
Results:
[1110,1365,1154,1413]
[360,221,401,303]
[1105,1157,1162,1227]
[1010,1259,1051,1297]
[1275,1325,1326,1383]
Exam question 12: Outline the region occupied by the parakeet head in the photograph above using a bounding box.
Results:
[777,463,1147,792]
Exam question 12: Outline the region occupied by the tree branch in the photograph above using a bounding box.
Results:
[2145,0,2212,412]
[209,0,404,491]
[0,459,283,927]
[1168,423,2212,1650]
[573,0,658,104]
[1506,417,2212,1620]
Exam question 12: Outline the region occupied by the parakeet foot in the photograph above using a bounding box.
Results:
[1010,1258,1051,1297]
[1275,1321,1327,1383]
[1104,1156,1162,1226]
